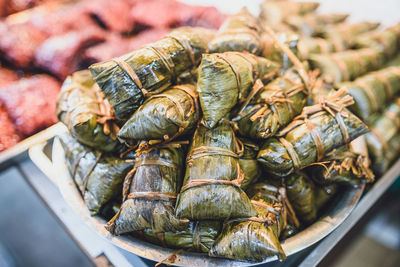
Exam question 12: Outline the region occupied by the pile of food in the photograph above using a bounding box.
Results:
[0,0,225,152]
[56,0,400,263]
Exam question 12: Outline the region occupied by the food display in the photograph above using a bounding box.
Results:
[16,0,400,265]
[0,0,225,152]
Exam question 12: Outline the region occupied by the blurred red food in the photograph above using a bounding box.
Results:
[127,28,170,50]
[0,106,21,151]
[0,75,60,136]
[35,26,106,78]
[83,34,132,63]
[80,0,135,33]
[0,23,48,68]
[130,0,190,29]
[83,28,169,63]
[0,68,19,88]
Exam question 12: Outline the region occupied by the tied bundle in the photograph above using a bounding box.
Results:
[90,27,215,120]
[57,70,121,152]
[258,89,369,176]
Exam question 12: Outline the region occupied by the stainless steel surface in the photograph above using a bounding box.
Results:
[299,159,400,267]
[28,137,364,267]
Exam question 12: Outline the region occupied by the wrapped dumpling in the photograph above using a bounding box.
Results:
[90,27,215,119]
[175,122,257,220]
[107,144,188,234]
[118,84,199,143]
[197,51,279,128]
[59,133,134,215]
[57,70,120,152]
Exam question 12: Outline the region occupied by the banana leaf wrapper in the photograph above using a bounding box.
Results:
[56,70,120,152]
[260,1,320,27]
[284,13,349,37]
[298,36,346,60]
[341,66,400,121]
[261,32,300,71]
[257,90,369,176]
[140,221,222,253]
[321,22,380,48]
[209,8,263,54]
[106,145,189,234]
[371,134,400,176]
[210,182,292,262]
[308,149,373,187]
[309,48,385,84]
[197,52,279,128]
[89,27,215,120]
[355,24,400,59]
[239,138,262,190]
[59,133,134,216]
[314,183,338,211]
[365,99,400,176]
[384,53,400,67]
[286,172,317,225]
[175,122,257,220]
[118,84,199,143]
[233,68,308,139]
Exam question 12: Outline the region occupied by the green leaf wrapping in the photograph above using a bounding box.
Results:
[284,13,348,37]
[298,36,346,60]
[286,172,317,225]
[239,138,263,190]
[175,122,257,220]
[355,23,400,59]
[365,99,400,176]
[341,66,400,121]
[321,22,380,48]
[106,146,188,234]
[209,182,287,262]
[234,68,307,139]
[314,184,338,211]
[59,133,134,216]
[197,52,279,128]
[209,8,263,54]
[118,84,199,142]
[309,48,385,84]
[260,1,320,27]
[89,27,215,120]
[371,134,400,176]
[56,70,120,152]
[257,104,369,177]
[261,32,299,72]
[140,221,222,253]
[308,136,374,186]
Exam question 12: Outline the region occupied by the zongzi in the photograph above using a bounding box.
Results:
[309,48,385,84]
[285,172,317,225]
[209,8,263,54]
[175,122,257,220]
[57,70,121,152]
[210,182,292,262]
[341,66,400,121]
[257,89,369,176]
[118,84,199,143]
[260,1,320,27]
[355,23,400,59]
[197,51,279,128]
[59,133,134,216]
[89,27,215,120]
[107,144,189,234]
[365,98,400,176]
[233,67,308,139]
